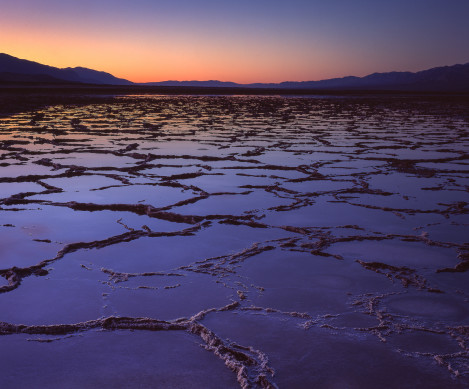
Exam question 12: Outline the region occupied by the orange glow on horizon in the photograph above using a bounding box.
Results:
[0,16,375,84]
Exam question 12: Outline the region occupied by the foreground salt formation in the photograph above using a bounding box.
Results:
[0,95,468,388]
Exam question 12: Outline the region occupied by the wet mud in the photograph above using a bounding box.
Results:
[0,95,468,388]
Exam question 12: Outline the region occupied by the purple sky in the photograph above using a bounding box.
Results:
[1,0,468,82]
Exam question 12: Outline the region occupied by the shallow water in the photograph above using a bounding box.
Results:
[0,95,468,388]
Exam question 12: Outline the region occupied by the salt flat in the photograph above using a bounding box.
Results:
[0,95,468,388]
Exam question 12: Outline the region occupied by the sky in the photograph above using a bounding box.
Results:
[1,0,468,83]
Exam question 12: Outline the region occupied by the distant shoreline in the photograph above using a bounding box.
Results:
[1,84,469,96]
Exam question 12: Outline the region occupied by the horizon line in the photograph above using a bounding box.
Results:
[2,52,469,85]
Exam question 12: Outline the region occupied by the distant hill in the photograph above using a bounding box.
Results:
[1,53,468,91]
[144,63,469,91]
[144,80,241,88]
[265,63,469,91]
[0,53,133,85]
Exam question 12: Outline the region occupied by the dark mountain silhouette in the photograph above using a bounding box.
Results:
[0,53,132,85]
[64,66,133,85]
[1,53,468,91]
[144,64,469,91]
[265,63,469,91]
[0,72,79,84]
